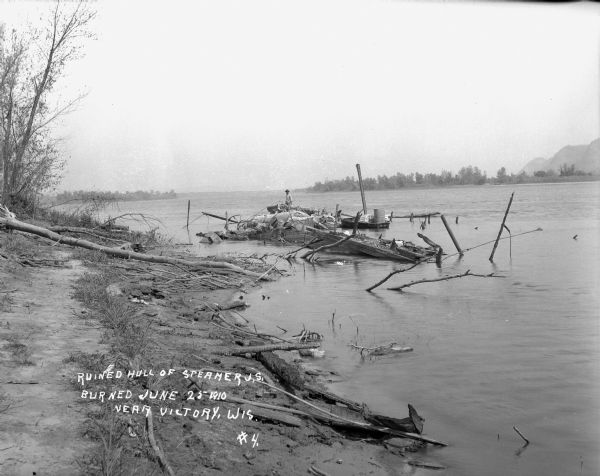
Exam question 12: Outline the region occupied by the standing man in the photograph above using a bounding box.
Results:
[284,189,293,209]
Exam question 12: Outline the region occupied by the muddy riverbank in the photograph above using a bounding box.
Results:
[0,228,443,475]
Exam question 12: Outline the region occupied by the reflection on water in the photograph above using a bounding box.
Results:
[111,182,600,475]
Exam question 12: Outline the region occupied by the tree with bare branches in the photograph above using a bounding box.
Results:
[0,1,95,210]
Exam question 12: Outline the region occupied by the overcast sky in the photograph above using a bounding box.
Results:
[1,0,599,192]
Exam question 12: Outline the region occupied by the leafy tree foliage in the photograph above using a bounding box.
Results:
[0,1,95,210]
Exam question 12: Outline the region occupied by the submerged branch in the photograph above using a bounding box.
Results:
[366,263,421,292]
[388,270,503,291]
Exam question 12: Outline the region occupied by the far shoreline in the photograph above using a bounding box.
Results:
[299,175,600,194]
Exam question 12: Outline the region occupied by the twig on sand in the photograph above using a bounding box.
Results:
[146,409,175,476]
[388,270,503,291]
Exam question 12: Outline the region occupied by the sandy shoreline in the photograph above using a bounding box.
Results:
[0,230,441,475]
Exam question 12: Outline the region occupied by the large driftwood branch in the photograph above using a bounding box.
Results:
[366,263,421,292]
[257,379,446,446]
[0,216,270,280]
[48,226,129,243]
[388,269,503,291]
[215,341,320,356]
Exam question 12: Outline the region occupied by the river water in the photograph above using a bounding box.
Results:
[107,182,599,475]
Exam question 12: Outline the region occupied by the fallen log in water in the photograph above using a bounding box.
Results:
[256,351,306,389]
[258,379,446,446]
[304,385,423,434]
[0,214,270,280]
[187,372,445,445]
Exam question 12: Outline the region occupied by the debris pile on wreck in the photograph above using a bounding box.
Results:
[198,206,338,244]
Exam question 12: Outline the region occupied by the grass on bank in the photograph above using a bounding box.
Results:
[3,333,34,366]
[73,269,152,361]
[70,264,160,476]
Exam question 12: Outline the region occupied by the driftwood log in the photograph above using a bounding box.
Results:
[48,226,129,243]
[256,351,305,390]
[0,215,270,280]
[215,342,320,356]
[258,380,446,446]
[305,384,423,434]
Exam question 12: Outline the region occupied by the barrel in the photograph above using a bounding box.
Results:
[373,209,386,224]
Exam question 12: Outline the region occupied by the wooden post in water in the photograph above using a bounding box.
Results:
[186,200,191,229]
[440,214,463,255]
[355,164,368,215]
[489,192,515,262]
[334,204,339,231]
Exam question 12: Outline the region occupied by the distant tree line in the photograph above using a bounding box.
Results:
[306,164,596,192]
[54,189,177,203]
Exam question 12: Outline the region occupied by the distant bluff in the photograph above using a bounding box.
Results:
[521,138,600,175]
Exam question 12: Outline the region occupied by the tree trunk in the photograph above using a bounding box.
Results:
[0,215,271,280]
